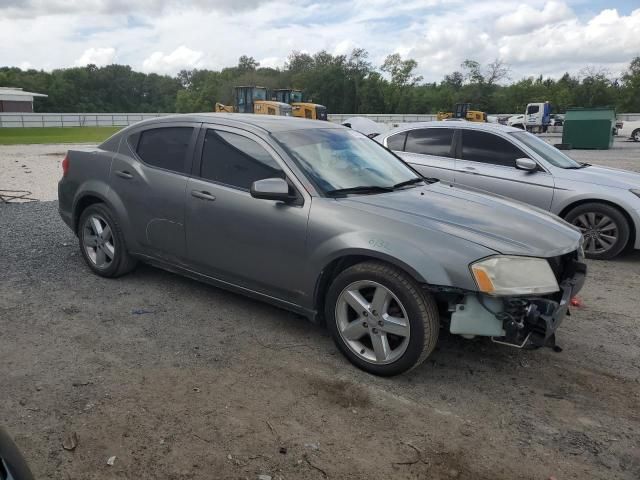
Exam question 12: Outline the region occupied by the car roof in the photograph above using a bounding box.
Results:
[381,120,522,138]
[123,113,344,133]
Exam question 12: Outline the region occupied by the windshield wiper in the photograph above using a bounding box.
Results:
[325,185,395,197]
[392,177,426,189]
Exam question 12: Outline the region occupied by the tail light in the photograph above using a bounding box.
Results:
[61,154,69,177]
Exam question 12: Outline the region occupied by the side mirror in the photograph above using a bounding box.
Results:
[250,178,293,202]
[515,158,538,172]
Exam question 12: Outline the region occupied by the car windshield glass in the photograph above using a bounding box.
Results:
[272,128,420,195]
[510,131,581,168]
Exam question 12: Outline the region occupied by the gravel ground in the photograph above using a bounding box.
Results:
[0,144,81,202]
[1,142,640,479]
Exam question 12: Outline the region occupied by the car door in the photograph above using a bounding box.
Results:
[454,128,555,210]
[385,128,456,183]
[184,125,310,303]
[109,123,198,262]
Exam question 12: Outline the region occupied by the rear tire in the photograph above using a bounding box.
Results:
[632,129,640,142]
[564,202,630,260]
[325,261,439,376]
[78,204,137,277]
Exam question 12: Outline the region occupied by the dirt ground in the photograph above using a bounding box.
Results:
[1,139,639,479]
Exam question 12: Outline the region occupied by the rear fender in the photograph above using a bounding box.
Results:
[72,182,138,251]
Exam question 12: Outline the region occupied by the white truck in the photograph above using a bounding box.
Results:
[507,102,553,133]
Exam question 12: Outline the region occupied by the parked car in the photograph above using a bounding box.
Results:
[59,114,585,376]
[617,120,640,141]
[377,121,640,259]
[341,116,388,138]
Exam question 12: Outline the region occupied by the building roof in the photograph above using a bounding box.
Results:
[0,87,48,102]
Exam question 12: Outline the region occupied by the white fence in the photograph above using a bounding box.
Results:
[1,112,639,128]
[0,112,170,128]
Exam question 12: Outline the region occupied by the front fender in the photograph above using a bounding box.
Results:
[310,230,449,285]
[305,228,494,308]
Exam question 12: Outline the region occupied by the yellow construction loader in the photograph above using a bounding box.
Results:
[437,103,486,122]
[215,86,292,116]
[273,88,328,120]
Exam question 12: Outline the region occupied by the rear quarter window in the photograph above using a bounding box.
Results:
[386,132,407,151]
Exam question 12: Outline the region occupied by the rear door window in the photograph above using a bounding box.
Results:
[405,128,454,157]
[135,127,194,173]
[200,130,284,190]
[461,130,526,167]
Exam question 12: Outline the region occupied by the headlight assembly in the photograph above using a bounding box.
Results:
[471,256,559,296]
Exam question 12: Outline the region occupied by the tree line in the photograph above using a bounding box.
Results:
[1,50,639,114]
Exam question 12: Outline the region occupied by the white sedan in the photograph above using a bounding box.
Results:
[618,120,640,141]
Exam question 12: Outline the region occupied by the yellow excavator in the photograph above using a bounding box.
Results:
[215,86,292,116]
[272,88,328,120]
[437,103,487,122]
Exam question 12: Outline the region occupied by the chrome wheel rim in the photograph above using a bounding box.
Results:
[82,214,115,269]
[335,280,410,365]
[633,130,640,142]
[572,212,618,254]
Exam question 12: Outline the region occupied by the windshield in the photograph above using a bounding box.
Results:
[253,88,267,100]
[510,131,581,169]
[291,91,303,102]
[273,128,420,195]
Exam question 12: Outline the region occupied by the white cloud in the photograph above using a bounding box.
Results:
[258,56,283,69]
[0,1,638,81]
[333,39,357,56]
[495,1,574,35]
[0,0,269,17]
[142,46,204,74]
[74,47,116,66]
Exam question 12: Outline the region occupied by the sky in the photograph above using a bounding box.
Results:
[1,0,639,82]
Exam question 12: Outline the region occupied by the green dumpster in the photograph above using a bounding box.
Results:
[562,107,615,149]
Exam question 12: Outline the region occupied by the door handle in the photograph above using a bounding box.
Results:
[115,170,133,179]
[191,190,216,201]
[463,166,476,171]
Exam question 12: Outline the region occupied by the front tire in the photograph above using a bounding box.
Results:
[78,204,137,277]
[325,261,439,376]
[564,202,630,260]
[632,129,640,142]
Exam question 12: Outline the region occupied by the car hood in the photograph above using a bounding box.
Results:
[339,183,581,257]
[552,164,640,189]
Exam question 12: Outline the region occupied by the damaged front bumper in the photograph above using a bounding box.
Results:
[448,255,587,349]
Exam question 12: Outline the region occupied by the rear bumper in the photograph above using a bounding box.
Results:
[58,179,74,232]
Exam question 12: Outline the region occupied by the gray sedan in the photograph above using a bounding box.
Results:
[377,122,640,259]
[59,114,585,376]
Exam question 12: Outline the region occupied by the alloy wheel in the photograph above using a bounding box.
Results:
[572,212,618,255]
[335,280,410,365]
[82,214,115,269]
